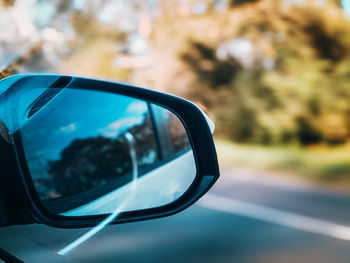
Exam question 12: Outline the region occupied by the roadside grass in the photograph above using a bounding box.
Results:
[214,137,350,187]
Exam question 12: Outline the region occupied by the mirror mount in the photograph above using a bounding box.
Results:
[0,74,219,228]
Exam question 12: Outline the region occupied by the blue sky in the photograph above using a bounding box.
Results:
[21,88,148,179]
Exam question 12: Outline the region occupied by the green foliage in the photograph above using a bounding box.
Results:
[216,138,350,186]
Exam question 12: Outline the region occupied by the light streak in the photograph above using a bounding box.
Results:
[57,132,138,256]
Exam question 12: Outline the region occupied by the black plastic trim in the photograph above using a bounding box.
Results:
[6,75,219,228]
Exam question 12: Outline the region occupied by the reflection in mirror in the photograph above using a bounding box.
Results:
[19,87,196,216]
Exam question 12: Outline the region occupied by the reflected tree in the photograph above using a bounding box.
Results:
[41,113,158,200]
[46,136,132,199]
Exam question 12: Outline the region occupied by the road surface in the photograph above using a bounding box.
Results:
[1,168,350,263]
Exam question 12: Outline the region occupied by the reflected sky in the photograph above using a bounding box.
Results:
[20,88,148,179]
[17,81,195,217]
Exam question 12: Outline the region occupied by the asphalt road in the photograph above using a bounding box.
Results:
[1,168,350,263]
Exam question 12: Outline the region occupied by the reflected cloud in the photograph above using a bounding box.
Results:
[60,123,77,133]
[126,101,148,115]
[99,116,144,138]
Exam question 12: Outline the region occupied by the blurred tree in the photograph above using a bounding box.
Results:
[0,43,43,80]
[2,0,350,146]
[150,0,350,145]
[1,0,15,7]
[229,0,260,7]
[0,0,146,80]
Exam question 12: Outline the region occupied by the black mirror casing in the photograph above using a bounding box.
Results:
[0,75,219,228]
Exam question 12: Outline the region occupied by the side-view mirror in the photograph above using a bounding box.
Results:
[0,75,219,228]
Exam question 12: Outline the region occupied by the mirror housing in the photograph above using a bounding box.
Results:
[0,75,219,228]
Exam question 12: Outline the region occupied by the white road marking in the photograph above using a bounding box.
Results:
[199,193,350,241]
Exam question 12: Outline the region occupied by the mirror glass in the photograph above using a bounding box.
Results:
[19,87,196,216]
